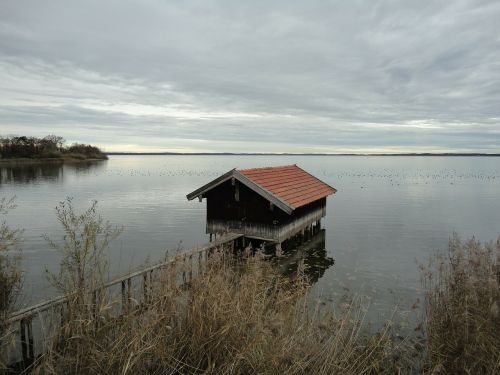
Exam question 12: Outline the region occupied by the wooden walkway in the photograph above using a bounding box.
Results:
[2,233,243,370]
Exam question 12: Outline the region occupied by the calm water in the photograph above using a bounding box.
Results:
[1,155,499,321]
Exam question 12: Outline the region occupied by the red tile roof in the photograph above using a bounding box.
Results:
[238,165,336,209]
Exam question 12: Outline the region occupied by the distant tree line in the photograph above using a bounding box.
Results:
[0,135,107,160]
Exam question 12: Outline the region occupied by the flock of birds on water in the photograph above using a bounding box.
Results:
[71,165,499,188]
[3,162,499,187]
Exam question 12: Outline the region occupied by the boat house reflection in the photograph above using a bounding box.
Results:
[0,160,104,185]
[276,229,334,284]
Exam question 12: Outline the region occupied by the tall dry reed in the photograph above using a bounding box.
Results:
[421,233,500,374]
[38,251,413,374]
[0,197,23,370]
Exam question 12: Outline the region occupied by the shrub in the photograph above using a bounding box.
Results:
[40,150,63,159]
[45,198,121,307]
[64,152,87,160]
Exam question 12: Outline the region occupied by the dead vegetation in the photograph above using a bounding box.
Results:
[421,233,500,374]
[0,197,23,369]
[25,199,412,374]
[2,200,500,374]
[38,251,414,374]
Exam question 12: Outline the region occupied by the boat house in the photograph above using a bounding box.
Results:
[186,165,336,247]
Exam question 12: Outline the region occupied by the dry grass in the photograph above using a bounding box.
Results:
[9,199,500,374]
[0,197,23,369]
[421,233,500,374]
[37,250,414,375]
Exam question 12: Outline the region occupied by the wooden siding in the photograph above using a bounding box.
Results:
[206,179,326,225]
[207,205,326,242]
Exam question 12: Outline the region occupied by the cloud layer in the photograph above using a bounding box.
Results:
[1,0,499,152]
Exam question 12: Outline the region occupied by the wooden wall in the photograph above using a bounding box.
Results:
[205,179,326,226]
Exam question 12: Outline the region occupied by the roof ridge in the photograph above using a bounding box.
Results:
[237,164,297,172]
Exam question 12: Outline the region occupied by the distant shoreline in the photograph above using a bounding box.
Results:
[0,157,107,165]
[106,152,500,157]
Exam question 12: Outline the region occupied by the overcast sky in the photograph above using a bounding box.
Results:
[1,0,499,153]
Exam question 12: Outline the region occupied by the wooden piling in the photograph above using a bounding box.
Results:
[275,243,283,257]
[121,280,128,313]
[20,318,34,366]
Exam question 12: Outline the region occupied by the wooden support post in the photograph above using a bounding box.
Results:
[20,319,27,363]
[149,270,154,299]
[189,254,193,282]
[93,289,100,324]
[27,318,34,361]
[20,318,34,366]
[210,233,212,242]
[60,303,65,326]
[275,243,283,257]
[127,278,132,310]
[182,255,187,285]
[143,272,149,303]
[121,280,128,314]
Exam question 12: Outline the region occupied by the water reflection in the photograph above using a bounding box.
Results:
[0,161,106,185]
[276,230,334,284]
[67,160,107,174]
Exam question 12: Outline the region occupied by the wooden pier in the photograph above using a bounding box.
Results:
[1,233,242,371]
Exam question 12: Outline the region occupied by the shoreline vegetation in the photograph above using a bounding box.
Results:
[1,200,499,374]
[0,135,107,163]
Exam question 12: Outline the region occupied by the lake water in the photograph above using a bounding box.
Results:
[1,155,499,322]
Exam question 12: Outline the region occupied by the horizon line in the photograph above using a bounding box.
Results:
[105,152,500,156]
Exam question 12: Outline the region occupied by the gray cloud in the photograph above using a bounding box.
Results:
[0,0,499,152]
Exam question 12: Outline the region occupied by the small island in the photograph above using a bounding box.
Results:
[0,135,107,163]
